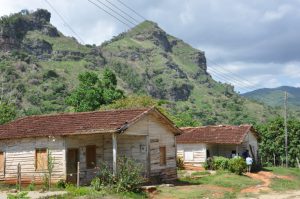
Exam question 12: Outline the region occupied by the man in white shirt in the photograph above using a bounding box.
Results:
[246,156,253,173]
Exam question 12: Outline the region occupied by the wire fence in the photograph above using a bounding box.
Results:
[8,162,97,191]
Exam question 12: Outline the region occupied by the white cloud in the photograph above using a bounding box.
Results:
[261,4,293,22]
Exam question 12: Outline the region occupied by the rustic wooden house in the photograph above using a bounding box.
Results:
[177,125,259,166]
[0,107,181,184]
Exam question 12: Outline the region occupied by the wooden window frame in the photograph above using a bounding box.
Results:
[0,151,4,173]
[159,146,167,166]
[86,145,96,169]
[35,148,48,171]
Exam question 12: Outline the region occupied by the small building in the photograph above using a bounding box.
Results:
[176,125,259,166]
[0,107,181,184]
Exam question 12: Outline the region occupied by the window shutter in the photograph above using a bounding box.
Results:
[0,152,4,172]
[160,146,166,166]
[36,149,48,170]
[86,145,96,169]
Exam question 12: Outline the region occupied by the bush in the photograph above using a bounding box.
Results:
[212,156,230,170]
[176,157,184,170]
[229,157,247,175]
[91,177,102,191]
[92,156,145,193]
[7,192,30,199]
[203,157,213,170]
[28,182,35,191]
[56,179,66,189]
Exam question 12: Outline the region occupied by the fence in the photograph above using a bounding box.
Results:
[9,162,85,191]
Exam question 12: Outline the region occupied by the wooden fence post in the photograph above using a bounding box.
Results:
[296,157,300,169]
[77,161,80,187]
[17,163,21,192]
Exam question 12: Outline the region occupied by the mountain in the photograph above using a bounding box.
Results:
[0,9,279,125]
[243,86,300,115]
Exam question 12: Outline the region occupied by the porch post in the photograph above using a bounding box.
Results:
[236,145,239,157]
[112,132,117,176]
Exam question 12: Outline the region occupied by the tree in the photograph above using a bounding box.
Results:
[101,95,201,127]
[257,117,300,167]
[0,101,16,124]
[66,69,124,112]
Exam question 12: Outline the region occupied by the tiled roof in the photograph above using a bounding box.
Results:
[0,107,174,140]
[177,125,256,144]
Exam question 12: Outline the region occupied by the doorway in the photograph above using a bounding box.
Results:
[67,148,79,183]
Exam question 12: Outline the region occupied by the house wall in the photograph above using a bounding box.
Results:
[65,134,147,184]
[148,115,177,182]
[241,131,258,160]
[177,144,206,166]
[0,136,65,184]
[124,114,178,182]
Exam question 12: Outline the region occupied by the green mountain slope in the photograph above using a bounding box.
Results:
[0,9,279,125]
[243,86,300,115]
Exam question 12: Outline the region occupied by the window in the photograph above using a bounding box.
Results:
[184,151,194,161]
[159,146,166,166]
[36,148,48,170]
[86,145,96,169]
[0,152,4,172]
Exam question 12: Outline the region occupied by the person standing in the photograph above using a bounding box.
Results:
[246,156,253,173]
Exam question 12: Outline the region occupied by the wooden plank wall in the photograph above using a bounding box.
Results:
[177,143,206,165]
[65,134,147,184]
[148,115,177,182]
[0,137,65,183]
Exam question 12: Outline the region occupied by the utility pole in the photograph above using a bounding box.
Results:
[284,91,288,167]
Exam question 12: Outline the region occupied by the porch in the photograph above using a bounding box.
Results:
[64,133,148,184]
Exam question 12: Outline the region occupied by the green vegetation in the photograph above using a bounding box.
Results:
[266,167,300,191]
[92,157,144,193]
[0,101,16,124]
[66,69,124,112]
[258,118,300,167]
[204,156,247,175]
[157,170,260,199]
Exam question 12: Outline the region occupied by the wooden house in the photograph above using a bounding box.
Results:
[0,107,181,184]
[177,125,259,166]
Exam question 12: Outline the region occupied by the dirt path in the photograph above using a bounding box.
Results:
[240,171,295,196]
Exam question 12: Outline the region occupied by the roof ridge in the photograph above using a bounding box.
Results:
[4,107,154,126]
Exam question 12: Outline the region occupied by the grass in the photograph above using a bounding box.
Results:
[25,30,91,53]
[50,185,146,199]
[157,171,261,199]
[181,171,261,191]
[266,167,300,191]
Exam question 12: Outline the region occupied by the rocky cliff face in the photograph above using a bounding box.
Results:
[0,9,58,51]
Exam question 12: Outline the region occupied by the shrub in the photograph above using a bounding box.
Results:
[56,179,66,189]
[91,177,102,191]
[7,192,30,199]
[115,156,145,192]
[229,157,247,175]
[28,182,35,191]
[203,157,213,170]
[212,156,230,170]
[92,156,145,193]
[176,157,184,170]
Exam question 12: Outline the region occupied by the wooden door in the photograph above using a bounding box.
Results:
[67,148,79,183]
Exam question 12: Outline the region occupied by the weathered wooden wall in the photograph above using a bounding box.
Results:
[65,134,147,184]
[241,131,258,160]
[0,136,65,184]
[177,143,206,165]
[148,114,177,182]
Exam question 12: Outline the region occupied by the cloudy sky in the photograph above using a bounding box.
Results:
[1,0,300,93]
